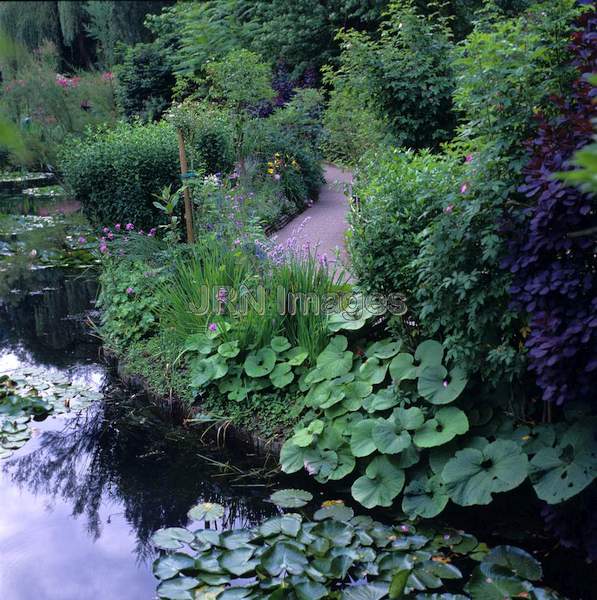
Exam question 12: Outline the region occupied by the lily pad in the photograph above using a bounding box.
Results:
[442,440,528,506]
[413,407,469,448]
[261,541,308,576]
[270,488,313,508]
[152,527,195,551]
[402,474,449,518]
[156,576,199,600]
[153,553,196,580]
[351,455,405,508]
[244,348,276,377]
[188,502,225,522]
[418,366,467,405]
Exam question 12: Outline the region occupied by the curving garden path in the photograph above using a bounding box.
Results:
[274,164,353,267]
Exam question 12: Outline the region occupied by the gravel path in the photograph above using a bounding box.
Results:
[274,164,353,268]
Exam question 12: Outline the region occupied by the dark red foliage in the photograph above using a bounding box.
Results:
[502,8,597,406]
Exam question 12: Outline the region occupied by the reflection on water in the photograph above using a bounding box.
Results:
[0,261,277,599]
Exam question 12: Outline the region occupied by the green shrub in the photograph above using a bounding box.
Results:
[348,149,462,299]
[59,118,234,228]
[59,121,181,228]
[115,42,175,122]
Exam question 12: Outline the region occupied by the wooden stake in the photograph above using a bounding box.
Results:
[177,128,195,244]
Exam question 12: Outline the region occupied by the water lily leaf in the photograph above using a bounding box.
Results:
[402,474,449,518]
[366,339,402,359]
[218,588,253,599]
[270,362,294,388]
[442,440,528,506]
[261,541,308,576]
[529,422,596,503]
[465,565,529,600]
[373,418,412,455]
[358,357,389,385]
[220,530,253,550]
[270,489,313,508]
[156,576,199,600]
[389,353,417,383]
[259,515,302,538]
[363,388,400,412]
[285,346,309,366]
[413,407,469,448]
[482,545,542,581]
[313,502,354,521]
[418,366,467,405]
[188,502,225,522]
[270,336,291,352]
[316,336,353,379]
[349,419,378,457]
[152,527,195,551]
[341,582,389,599]
[244,348,276,377]
[414,340,444,368]
[153,553,196,580]
[220,547,257,576]
[351,456,405,508]
[218,340,240,358]
[280,441,306,473]
[295,580,328,600]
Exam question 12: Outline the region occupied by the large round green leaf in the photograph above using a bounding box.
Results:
[441,440,528,506]
[413,407,469,448]
[218,340,240,358]
[270,362,294,388]
[153,553,196,580]
[394,406,424,430]
[418,366,467,405]
[188,502,225,522]
[271,336,291,352]
[351,456,405,508]
[414,340,444,368]
[151,527,195,551]
[362,388,400,412]
[244,348,276,377]
[529,422,596,503]
[358,357,389,385]
[349,419,378,457]
[219,547,258,576]
[389,353,417,383]
[156,576,199,600]
[372,418,412,455]
[270,488,313,508]
[261,541,308,576]
[280,441,306,473]
[284,346,309,366]
[401,474,449,518]
[316,335,353,379]
[291,419,324,447]
[366,339,402,359]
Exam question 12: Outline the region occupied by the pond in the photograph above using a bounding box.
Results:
[0,194,278,599]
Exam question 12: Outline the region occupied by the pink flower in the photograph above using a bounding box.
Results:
[460,183,469,194]
[102,227,110,234]
[126,287,134,295]
[107,232,114,240]
[114,223,121,231]
[125,223,134,231]
[148,228,157,237]
[217,288,227,303]
[78,236,86,244]
[99,244,108,254]
[234,238,241,246]
[465,154,473,163]
[208,323,217,332]
[101,72,114,81]
[138,229,144,235]
[444,204,454,214]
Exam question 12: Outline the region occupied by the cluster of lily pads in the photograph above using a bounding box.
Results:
[151,489,563,599]
[0,367,103,459]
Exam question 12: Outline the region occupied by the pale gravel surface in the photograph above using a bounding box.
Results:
[273,164,353,268]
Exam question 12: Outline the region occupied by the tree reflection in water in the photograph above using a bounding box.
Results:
[4,385,278,563]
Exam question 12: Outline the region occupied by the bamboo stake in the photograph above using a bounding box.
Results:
[177,128,195,244]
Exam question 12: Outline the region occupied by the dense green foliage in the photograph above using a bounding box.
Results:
[59,121,182,228]
[152,495,563,599]
[323,1,455,164]
[115,42,174,121]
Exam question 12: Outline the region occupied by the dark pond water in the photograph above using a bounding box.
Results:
[0,207,278,599]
